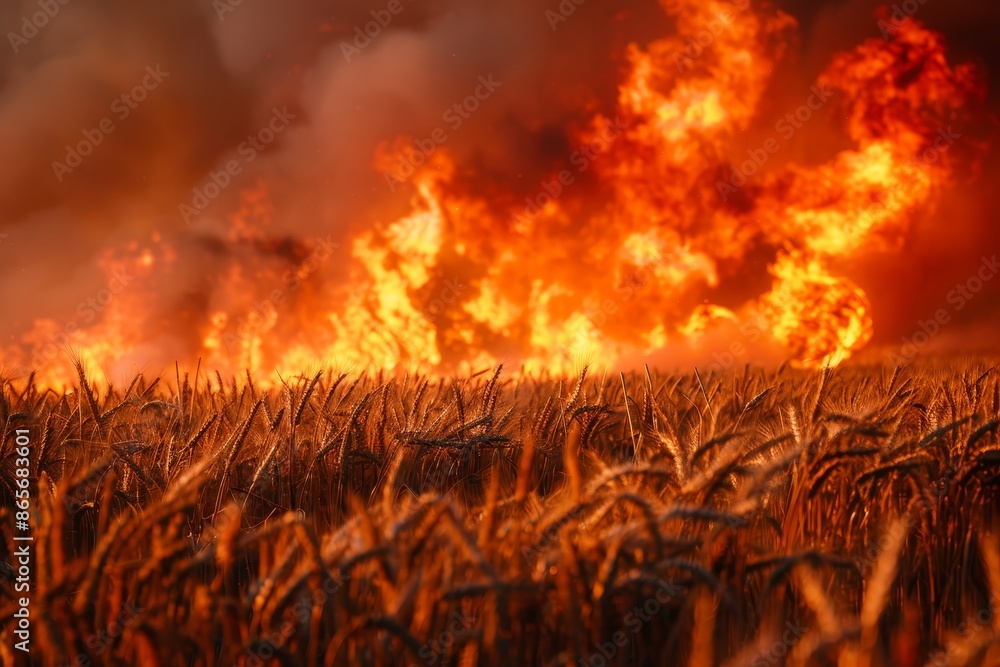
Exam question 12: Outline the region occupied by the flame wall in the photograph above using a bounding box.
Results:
[0,0,998,386]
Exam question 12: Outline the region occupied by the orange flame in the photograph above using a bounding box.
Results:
[5,2,987,386]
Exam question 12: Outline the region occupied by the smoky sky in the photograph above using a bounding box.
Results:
[1,0,999,368]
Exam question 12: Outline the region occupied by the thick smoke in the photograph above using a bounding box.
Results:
[0,0,997,380]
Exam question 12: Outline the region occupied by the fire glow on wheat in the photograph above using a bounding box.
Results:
[4,0,985,387]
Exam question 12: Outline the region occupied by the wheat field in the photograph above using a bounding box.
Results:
[1,360,999,666]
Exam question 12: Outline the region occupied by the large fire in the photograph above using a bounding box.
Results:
[5,1,987,387]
